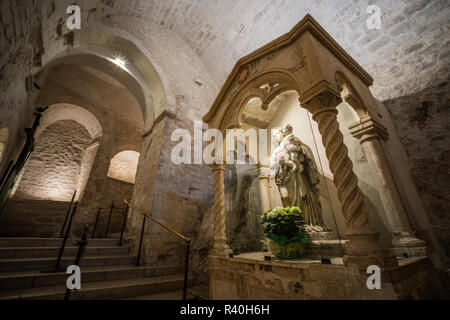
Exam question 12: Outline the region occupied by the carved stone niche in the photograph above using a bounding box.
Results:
[207,12,433,265]
[203,14,438,301]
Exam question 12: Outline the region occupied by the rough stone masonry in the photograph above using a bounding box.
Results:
[0,0,448,291]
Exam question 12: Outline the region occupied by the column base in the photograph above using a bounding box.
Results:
[211,239,233,257]
[391,232,428,258]
[343,230,398,271]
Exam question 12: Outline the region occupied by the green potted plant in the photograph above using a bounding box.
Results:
[261,206,309,259]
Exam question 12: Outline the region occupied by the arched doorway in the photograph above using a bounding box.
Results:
[108,151,140,184]
[13,120,93,201]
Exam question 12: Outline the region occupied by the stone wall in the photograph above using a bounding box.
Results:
[0,0,448,288]
[14,120,92,201]
[0,200,71,237]
[384,81,450,258]
[33,66,144,238]
[0,0,43,173]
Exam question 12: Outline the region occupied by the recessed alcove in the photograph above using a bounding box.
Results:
[225,90,346,257]
[204,14,432,300]
[107,150,140,184]
[13,120,93,201]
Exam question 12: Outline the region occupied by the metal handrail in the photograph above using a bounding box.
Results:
[64,227,89,301]
[98,203,128,211]
[91,202,128,239]
[60,191,77,237]
[124,199,191,300]
[124,200,191,242]
[41,203,79,273]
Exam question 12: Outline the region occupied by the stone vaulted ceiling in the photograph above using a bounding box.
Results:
[104,0,449,101]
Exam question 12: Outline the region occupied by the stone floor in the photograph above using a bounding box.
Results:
[234,252,345,265]
[123,286,209,300]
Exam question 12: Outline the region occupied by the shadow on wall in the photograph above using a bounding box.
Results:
[225,163,264,255]
[383,81,450,257]
[0,199,72,237]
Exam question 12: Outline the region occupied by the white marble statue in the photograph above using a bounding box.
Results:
[270,124,327,232]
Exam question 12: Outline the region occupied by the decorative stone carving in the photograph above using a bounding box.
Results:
[203,15,406,270]
[270,124,326,232]
[303,91,374,234]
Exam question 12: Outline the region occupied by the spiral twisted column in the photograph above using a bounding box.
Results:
[303,92,373,234]
[210,164,232,257]
[302,92,395,269]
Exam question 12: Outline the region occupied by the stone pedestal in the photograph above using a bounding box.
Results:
[343,231,398,272]
[306,239,346,259]
[209,255,436,300]
[391,232,429,257]
[307,231,333,241]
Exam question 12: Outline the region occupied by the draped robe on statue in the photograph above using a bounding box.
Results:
[270,127,326,232]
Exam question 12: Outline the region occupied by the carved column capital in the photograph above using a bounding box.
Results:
[257,164,272,180]
[210,163,226,172]
[301,90,343,116]
[349,117,389,143]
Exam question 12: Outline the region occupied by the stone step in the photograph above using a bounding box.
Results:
[305,240,348,258]
[0,238,120,248]
[121,290,197,300]
[307,232,334,241]
[0,274,191,300]
[0,265,183,291]
[0,246,130,259]
[0,255,135,273]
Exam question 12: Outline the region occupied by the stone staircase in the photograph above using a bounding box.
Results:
[0,237,190,300]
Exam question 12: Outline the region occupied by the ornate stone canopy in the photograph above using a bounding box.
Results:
[203,14,422,269]
[203,14,383,134]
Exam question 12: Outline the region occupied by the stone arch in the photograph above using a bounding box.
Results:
[114,144,141,156]
[39,53,148,125]
[38,28,169,130]
[13,104,103,202]
[335,71,370,121]
[219,69,301,132]
[207,70,377,258]
[13,120,93,201]
[107,151,140,185]
[38,104,103,140]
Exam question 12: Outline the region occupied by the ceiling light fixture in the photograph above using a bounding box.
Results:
[109,54,128,71]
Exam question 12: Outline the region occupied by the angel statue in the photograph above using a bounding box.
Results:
[270,124,327,232]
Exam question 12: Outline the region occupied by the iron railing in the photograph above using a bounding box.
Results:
[64,227,89,301]
[60,191,77,237]
[51,199,191,300]
[41,202,79,273]
[124,200,192,301]
[91,202,128,243]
